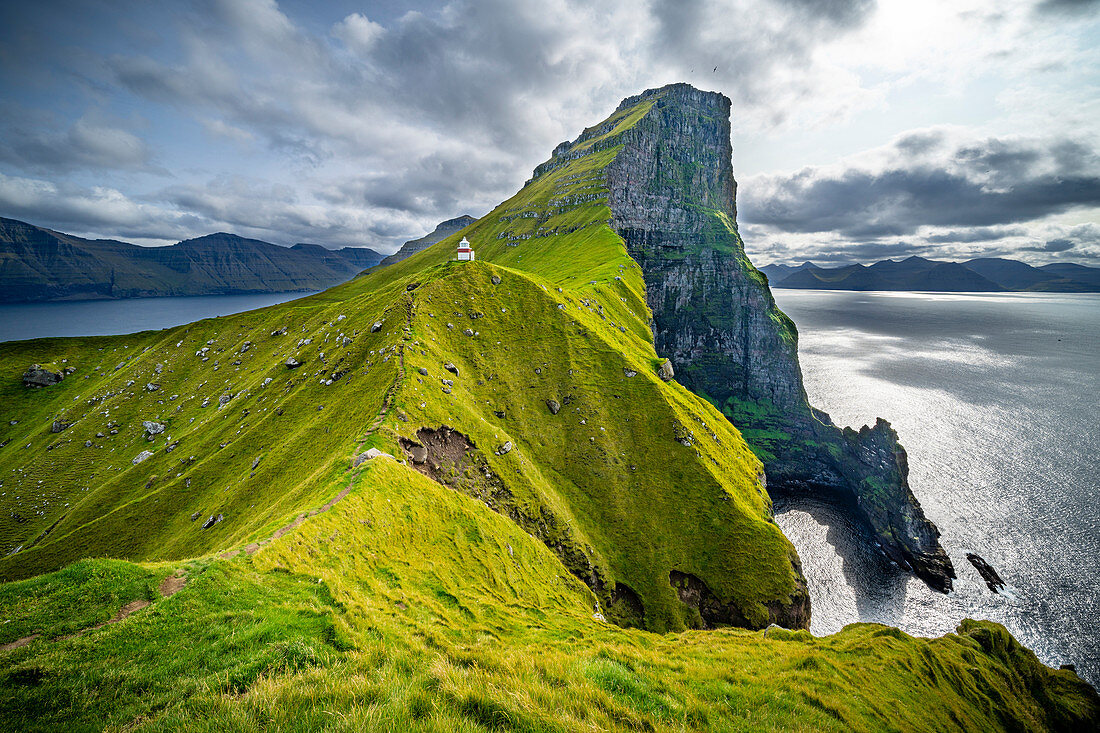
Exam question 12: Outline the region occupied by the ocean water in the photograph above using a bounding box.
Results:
[0,292,317,344]
[770,289,1100,686]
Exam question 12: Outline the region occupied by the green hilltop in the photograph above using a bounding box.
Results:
[0,84,1095,731]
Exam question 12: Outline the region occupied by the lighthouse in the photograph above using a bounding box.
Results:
[456,236,475,261]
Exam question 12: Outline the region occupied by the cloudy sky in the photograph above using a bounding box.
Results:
[1,0,1097,265]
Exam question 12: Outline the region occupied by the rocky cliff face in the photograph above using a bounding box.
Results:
[593,84,955,592]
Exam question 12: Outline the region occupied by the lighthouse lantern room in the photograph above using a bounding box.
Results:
[456,237,475,261]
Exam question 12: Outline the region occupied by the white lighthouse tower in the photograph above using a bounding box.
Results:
[456,236,475,261]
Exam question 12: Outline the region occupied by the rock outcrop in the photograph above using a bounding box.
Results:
[22,364,66,388]
[563,83,955,592]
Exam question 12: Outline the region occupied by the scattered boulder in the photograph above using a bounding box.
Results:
[407,444,428,464]
[658,359,675,381]
[406,282,420,291]
[498,441,513,455]
[240,341,253,354]
[201,514,223,530]
[623,368,637,378]
[142,421,166,439]
[190,511,201,521]
[84,440,93,447]
[353,447,394,467]
[444,362,459,375]
[546,399,561,415]
[145,383,161,392]
[271,326,288,336]
[285,356,302,369]
[154,363,164,374]
[442,379,454,387]
[217,393,233,409]
[418,367,429,376]
[491,275,502,285]
[22,364,64,388]
[133,450,154,464]
[463,328,475,337]
[371,321,383,333]
[50,420,72,433]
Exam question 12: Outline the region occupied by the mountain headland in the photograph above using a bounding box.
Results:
[0,84,1094,730]
[0,217,385,303]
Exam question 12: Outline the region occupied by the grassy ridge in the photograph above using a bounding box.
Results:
[1,460,1094,730]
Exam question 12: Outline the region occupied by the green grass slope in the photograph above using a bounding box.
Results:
[0,460,1095,731]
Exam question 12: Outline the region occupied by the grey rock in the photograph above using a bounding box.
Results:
[658,359,675,381]
[418,367,429,376]
[217,393,233,409]
[190,511,201,521]
[498,441,513,455]
[444,362,459,375]
[50,420,71,433]
[546,399,561,415]
[271,326,287,336]
[133,450,155,464]
[252,456,261,470]
[442,379,454,387]
[22,364,64,388]
[371,321,383,332]
[623,369,637,378]
[240,341,253,354]
[408,444,428,464]
[142,421,166,438]
[285,357,302,369]
[84,440,93,447]
[201,514,223,529]
[145,383,161,392]
[154,362,164,374]
[353,447,394,467]
[463,328,474,337]
[491,275,502,285]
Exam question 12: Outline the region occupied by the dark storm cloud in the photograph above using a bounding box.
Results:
[925,227,1027,243]
[1034,0,1100,16]
[740,134,1100,237]
[1026,238,1077,252]
[0,110,157,174]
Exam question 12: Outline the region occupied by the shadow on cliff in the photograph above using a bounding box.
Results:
[773,495,911,627]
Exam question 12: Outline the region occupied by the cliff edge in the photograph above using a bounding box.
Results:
[532,83,955,591]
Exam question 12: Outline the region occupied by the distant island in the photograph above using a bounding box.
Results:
[0,216,470,303]
[760,255,1100,292]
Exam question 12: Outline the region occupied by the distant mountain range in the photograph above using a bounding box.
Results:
[0,217,393,303]
[377,215,476,268]
[760,255,1100,292]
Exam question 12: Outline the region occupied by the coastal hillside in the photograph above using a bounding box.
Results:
[0,218,384,302]
[0,84,1095,730]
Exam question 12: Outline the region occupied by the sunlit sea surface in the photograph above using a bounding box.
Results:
[770,289,1100,686]
[0,292,317,343]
